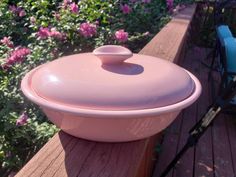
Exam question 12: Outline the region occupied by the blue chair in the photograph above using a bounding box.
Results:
[217,25,233,68]
[217,25,233,45]
[221,37,236,104]
[209,25,233,78]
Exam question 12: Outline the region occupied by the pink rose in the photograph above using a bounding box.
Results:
[9,5,26,17]
[120,4,132,14]
[50,28,65,40]
[37,27,51,39]
[1,37,14,48]
[5,47,31,66]
[62,0,72,9]
[115,29,129,43]
[37,27,65,40]
[70,2,78,13]
[16,112,28,126]
[9,5,18,13]
[79,22,97,37]
[19,9,26,17]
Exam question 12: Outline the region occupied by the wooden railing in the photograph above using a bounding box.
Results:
[15,5,196,177]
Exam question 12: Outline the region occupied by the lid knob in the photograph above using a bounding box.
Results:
[93,45,133,65]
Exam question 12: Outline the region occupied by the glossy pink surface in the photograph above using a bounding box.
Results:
[28,47,194,111]
[43,107,180,142]
[93,45,133,64]
[21,45,202,142]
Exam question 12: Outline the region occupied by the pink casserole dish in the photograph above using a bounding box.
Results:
[21,45,202,142]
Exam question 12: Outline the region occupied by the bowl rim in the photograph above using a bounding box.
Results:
[21,66,202,118]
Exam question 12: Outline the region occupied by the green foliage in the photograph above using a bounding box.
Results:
[0,0,192,176]
[193,3,236,48]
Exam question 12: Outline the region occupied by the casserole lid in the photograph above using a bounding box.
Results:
[29,45,195,111]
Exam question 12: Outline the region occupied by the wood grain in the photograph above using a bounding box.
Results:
[15,5,196,177]
[139,4,196,63]
[135,134,163,177]
[152,114,183,177]
[226,115,236,175]
[16,132,151,177]
[194,47,214,177]
[212,115,235,177]
[172,48,198,177]
[153,46,236,177]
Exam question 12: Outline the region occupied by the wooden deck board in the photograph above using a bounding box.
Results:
[153,46,236,177]
[226,115,236,175]
[16,131,157,177]
[212,115,235,177]
[172,47,198,177]
[139,5,196,63]
[194,48,214,177]
[172,104,197,177]
[152,114,183,177]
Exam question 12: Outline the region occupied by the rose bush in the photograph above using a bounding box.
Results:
[0,0,192,176]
